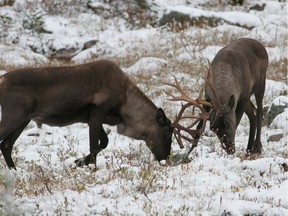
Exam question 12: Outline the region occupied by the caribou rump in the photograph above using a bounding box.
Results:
[195,38,268,154]
[0,60,173,169]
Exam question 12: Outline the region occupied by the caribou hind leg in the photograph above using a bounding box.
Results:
[244,100,258,154]
[0,121,30,169]
[0,101,33,169]
[252,88,265,154]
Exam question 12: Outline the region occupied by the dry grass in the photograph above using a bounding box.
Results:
[1,24,285,84]
[0,6,287,215]
[267,58,288,83]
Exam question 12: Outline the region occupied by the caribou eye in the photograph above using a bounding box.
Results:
[166,130,172,138]
[165,127,172,138]
[223,118,229,128]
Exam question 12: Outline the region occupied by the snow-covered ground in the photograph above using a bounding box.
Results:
[0,0,287,215]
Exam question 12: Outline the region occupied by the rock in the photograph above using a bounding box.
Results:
[270,110,288,130]
[170,153,191,166]
[87,0,155,27]
[265,80,288,98]
[87,1,111,11]
[0,44,48,67]
[249,3,266,11]
[87,0,111,18]
[268,133,284,142]
[159,6,260,30]
[266,129,284,142]
[50,48,78,61]
[82,40,98,50]
[281,163,288,172]
[265,96,288,126]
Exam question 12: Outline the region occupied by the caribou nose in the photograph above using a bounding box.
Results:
[226,143,236,154]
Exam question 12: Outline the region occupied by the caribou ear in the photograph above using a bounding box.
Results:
[156,108,167,126]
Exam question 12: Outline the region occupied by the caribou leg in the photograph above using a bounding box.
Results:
[0,100,32,169]
[74,106,107,167]
[252,86,265,154]
[244,100,258,154]
[0,121,30,169]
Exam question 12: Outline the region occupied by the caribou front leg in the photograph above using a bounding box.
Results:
[75,106,107,168]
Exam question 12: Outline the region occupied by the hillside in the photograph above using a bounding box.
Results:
[0,0,287,215]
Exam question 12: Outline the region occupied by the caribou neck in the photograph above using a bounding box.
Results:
[117,81,158,139]
[209,63,241,107]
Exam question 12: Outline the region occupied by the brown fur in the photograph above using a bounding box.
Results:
[0,60,173,169]
[196,38,268,154]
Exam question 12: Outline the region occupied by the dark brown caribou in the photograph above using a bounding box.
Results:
[0,60,173,169]
[167,38,268,155]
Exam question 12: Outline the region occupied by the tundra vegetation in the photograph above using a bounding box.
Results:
[0,0,287,215]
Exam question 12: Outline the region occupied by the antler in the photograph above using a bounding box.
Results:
[204,60,221,110]
[165,76,212,150]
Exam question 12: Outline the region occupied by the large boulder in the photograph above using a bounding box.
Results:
[159,6,261,30]
[270,110,288,130]
[265,96,288,126]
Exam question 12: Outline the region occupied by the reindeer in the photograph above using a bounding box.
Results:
[0,60,173,169]
[167,38,268,155]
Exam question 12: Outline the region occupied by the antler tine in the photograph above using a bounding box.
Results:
[165,76,212,150]
[204,61,221,109]
[165,76,212,109]
[165,76,191,102]
[205,58,211,72]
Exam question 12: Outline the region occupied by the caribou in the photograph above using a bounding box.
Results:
[0,60,173,169]
[167,38,268,155]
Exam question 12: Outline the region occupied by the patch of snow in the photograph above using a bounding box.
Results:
[125,57,167,74]
[164,5,262,28]
[0,0,287,215]
[271,95,288,107]
[265,80,288,102]
[0,44,48,67]
[216,11,262,28]
[270,110,288,130]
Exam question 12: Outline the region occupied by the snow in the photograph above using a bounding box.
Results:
[125,57,168,74]
[271,96,288,107]
[0,0,287,215]
[265,80,288,101]
[216,11,262,28]
[270,110,288,129]
[164,5,262,28]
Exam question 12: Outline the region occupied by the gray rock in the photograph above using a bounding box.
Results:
[159,7,258,30]
[83,40,98,50]
[265,96,288,126]
[249,3,266,11]
[267,131,284,142]
[50,48,78,61]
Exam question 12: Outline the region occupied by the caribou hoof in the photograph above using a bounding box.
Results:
[251,141,262,154]
[74,154,96,167]
[226,147,235,154]
[224,143,235,154]
[74,158,87,167]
